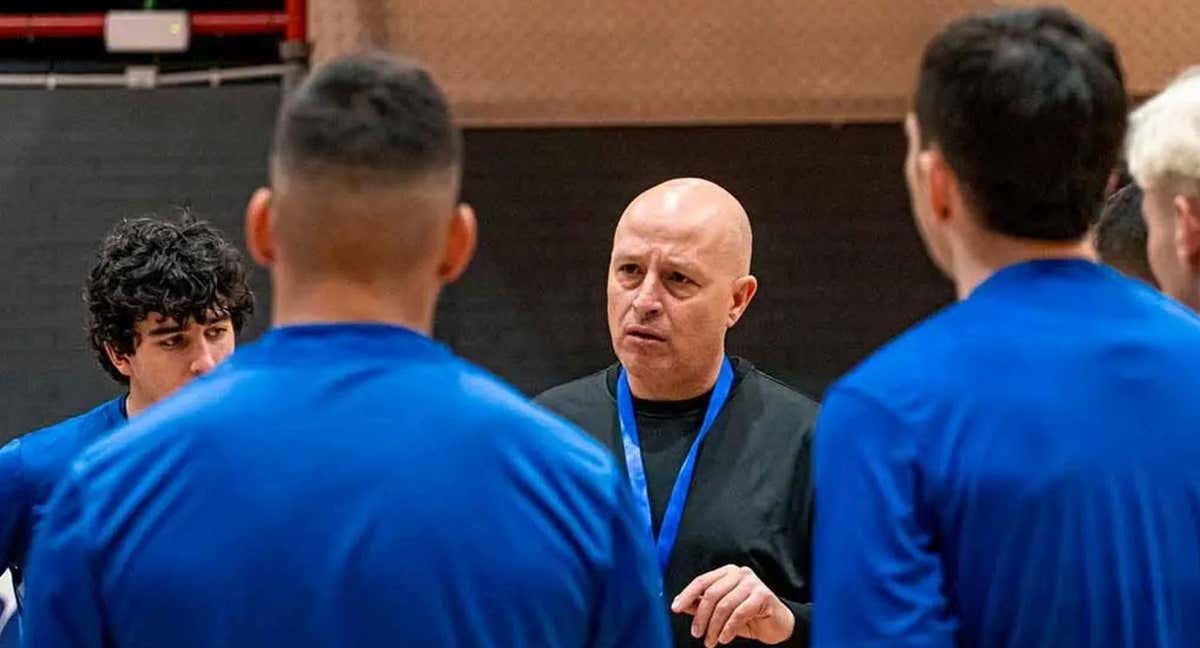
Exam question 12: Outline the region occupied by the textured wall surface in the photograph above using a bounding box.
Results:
[310,0,1200,126]
[444,123,951,402]
[0,85,278,441]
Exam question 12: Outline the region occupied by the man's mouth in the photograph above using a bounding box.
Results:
[625,325,666,342]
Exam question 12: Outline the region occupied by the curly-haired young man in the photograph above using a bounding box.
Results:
[0,214,253,643]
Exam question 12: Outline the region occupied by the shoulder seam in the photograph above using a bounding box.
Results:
[754,369,820,404]
[536,366,615,404]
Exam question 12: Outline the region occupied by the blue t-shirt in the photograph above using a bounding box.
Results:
[0,396,126,645]
[813,260,1200,648]
[24,323,670,648]
[0,397,126,576]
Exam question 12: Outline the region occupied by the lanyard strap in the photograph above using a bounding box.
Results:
[616,357,735,572]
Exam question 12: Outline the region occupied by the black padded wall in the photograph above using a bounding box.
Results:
[0,85,278,440]
[0,83,951,441]
[448,125,952,402]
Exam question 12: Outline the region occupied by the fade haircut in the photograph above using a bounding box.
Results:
[272,53,462,185]
[268,54,464,281]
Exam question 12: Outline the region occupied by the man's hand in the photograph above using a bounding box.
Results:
[670,565,795,647]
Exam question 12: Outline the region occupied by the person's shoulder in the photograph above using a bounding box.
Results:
[533,366,613,421]
[1124,275,1200,331]
[1067,270,1200,361]
[833,301,971,404]
[454,360,613,458]
[447,361,631,515]
[534,367,611,407]
[12,397,126,487]
[70,370,243,495]
[736,359,820,415]
[453,359,566,422]
[22,397,124,446]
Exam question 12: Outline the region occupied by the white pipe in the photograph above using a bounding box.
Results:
[0,64,289,89]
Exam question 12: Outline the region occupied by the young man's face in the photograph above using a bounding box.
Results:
[107,313,236,412]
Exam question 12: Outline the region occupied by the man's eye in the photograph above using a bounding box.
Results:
[667,272,693,285]
[618,264,642,275]
[206,327,228,340]
[159,337,184,350]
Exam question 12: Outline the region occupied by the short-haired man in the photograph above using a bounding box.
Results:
[814,8,1200,647]
[24,54,669,647]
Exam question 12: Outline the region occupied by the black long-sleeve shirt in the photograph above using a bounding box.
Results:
[536,357,818,648]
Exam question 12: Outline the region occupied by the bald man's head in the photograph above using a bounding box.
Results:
[263,54,465,285]
[607,178,758,400]
[617,178,753,277]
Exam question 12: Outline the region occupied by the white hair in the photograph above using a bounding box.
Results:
[1127,67,1200,195]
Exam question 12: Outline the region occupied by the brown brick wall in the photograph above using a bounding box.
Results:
[309,1,1198,126]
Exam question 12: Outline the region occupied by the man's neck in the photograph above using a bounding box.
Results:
[271,276,438,334]
[123,391,147,419]
[1179,286,1200,313]
[951,233,1095,300]
[625,354,725,401]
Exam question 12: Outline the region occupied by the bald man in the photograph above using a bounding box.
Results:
[22,54,670,647]
[537,178,819,648]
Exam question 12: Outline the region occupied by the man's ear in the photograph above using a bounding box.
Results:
[104,342,135,379]
[727,275,759,329]
[922,148,955,225]
[438,203,478,283]
[1175,193,1200,271]
[245,187,276,267]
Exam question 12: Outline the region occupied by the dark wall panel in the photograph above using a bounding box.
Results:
[445,125,953,401]
[0,85,952,443]
[0,85,278,441]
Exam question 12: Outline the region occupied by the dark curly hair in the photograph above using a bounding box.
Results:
[84,212,255,384]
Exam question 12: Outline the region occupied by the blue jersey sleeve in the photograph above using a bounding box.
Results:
[812,387,956,648]
[21,473,108,648]
[0,438,29,572]
[588,469,672,648]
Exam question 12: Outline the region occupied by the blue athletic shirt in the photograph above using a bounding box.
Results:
[1,397,127,575]
[0,396,126,645]
[814,260,1200,648]
[24,323,670,647]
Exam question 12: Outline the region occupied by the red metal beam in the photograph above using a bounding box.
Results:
[0,11,291,40]
[192,12,288,37]
[285,0,306,42]
[0,13,104,39]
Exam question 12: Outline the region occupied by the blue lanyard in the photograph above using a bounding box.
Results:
[616,357,735,572]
